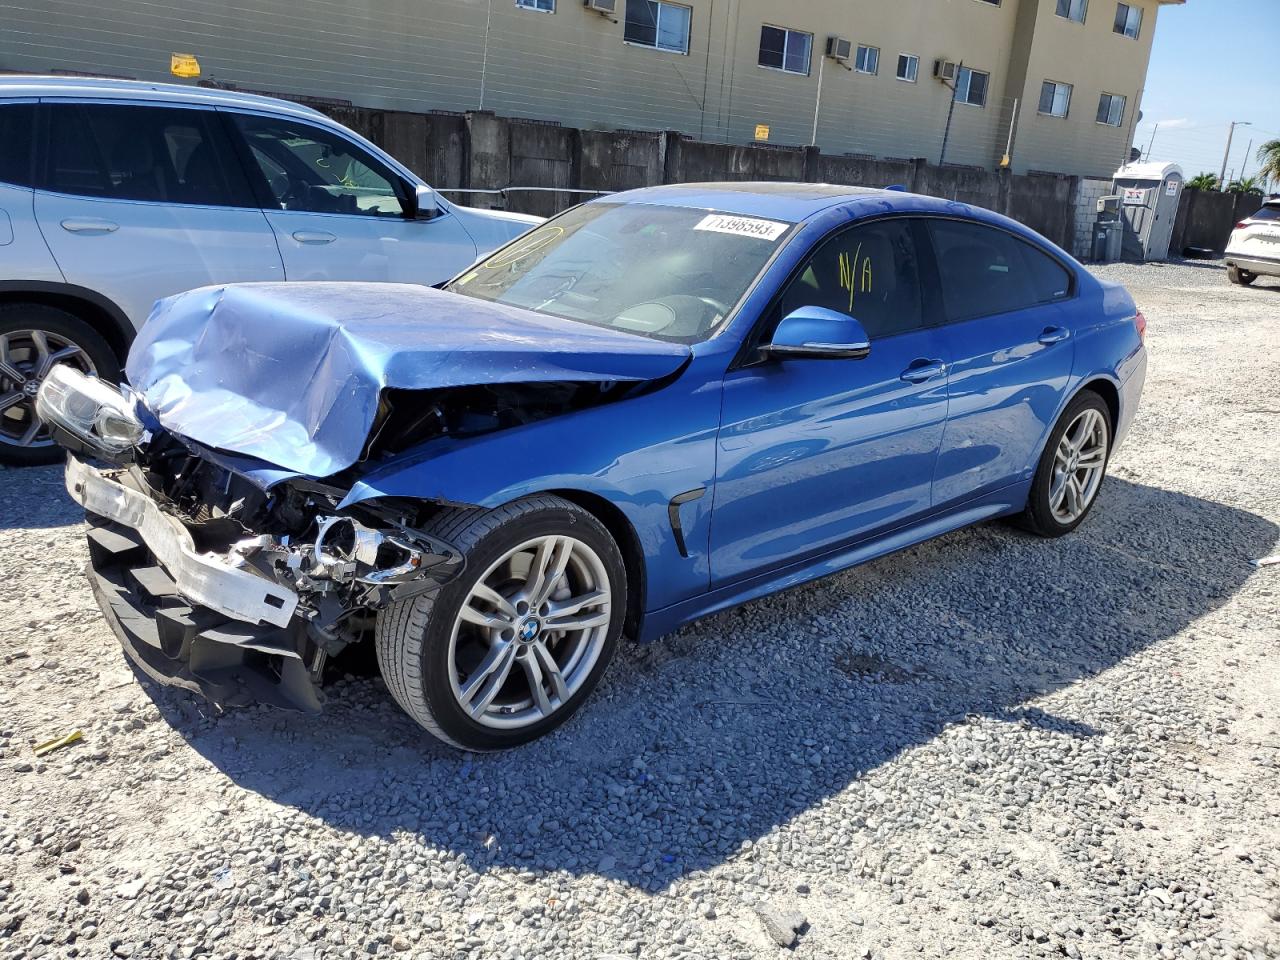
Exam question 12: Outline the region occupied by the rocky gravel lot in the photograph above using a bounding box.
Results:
[2,259,1279,960]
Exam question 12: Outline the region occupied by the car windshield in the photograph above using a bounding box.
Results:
[445,202,793,342]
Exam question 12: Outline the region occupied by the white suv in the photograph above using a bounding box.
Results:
[0,77,539,464]
[1225,199,1280,286]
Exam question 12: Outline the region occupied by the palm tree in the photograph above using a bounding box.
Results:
[1187,172,1220,191]
[1228,176,1263,195]
[1256,140,1280,191]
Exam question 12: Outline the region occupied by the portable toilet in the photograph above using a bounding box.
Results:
[1112,161,1184,261]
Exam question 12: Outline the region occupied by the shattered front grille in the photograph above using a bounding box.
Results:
[84,516,325,713]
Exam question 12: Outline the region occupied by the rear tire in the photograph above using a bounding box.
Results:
[375,495,626,751]
[1227,265,1256,286]
[1019,390,1112,538]
[0,304,121,466]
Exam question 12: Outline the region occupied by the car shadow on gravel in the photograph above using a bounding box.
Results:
[0,464,80,529]
[134,478,1276,892]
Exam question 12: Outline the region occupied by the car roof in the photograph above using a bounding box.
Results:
[601,180,1040,239]
[0,75,328,121]
[614,181,901,221]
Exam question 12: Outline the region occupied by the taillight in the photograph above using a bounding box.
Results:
[1134,310,1147,342]
[1235,221,1249,230]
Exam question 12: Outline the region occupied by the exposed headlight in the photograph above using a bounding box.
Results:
[35,365,145,457]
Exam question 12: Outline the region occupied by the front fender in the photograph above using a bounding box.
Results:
[340,360,725,610]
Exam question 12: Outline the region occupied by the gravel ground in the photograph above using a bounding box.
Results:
[2,259,1279,960]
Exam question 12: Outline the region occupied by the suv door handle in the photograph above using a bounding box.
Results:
[900,359,947,383]
[60,218,118,235]
[292,230,337,244]
[1038,326,1071,345]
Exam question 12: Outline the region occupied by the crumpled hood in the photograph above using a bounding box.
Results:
[126,283,691,477]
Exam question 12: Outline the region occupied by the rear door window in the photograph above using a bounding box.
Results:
[927,220,1070,322]
[42,103,255,206]
[0,103,36,187]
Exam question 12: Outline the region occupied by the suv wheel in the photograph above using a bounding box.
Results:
[0,304,121,466]
[1227,265,1256,286]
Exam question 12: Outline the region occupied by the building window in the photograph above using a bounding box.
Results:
[1038,80,1072,117]
[624,0,691,54]
[896,54,919,82]
[854,44,879,75]
[1055,0,1087,21]
[974,0,1000,5]
[954,66,989,106]
[1113,2,1142,37]
[758,25,812,75]
[1097,92,1126,126]
[515,0,554,10]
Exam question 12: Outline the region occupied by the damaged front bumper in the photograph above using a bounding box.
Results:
[67,456,301,627]
[66,455,461,713]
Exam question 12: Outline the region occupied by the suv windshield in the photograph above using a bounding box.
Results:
[446,202,793,342]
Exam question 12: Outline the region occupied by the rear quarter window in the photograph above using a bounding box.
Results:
[1250,206,1280,222]
[928,219,1071,322]
[0,103,36,187]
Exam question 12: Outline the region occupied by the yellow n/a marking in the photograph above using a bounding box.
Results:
[837,243,864,312]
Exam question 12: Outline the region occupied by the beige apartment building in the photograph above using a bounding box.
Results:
[2,0,1181,178]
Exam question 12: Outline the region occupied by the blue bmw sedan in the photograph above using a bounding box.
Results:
[39,182,1146,750]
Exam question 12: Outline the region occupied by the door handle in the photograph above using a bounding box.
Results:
[1038,326,1071,345]
[291,230,337,244]
[60,218,118,234]
[900,359,947,383]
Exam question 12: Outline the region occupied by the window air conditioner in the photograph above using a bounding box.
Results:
[933,59,957,81]
[826,36,852,61]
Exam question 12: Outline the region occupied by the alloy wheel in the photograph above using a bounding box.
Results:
[1048,407,1109,524]
[448,534,612,729]
[0,329,98,450]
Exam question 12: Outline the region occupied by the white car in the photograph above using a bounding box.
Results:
[1225,198,1280,286]
[0,76,539,464]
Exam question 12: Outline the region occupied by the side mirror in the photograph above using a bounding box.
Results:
[761,306,871,361]
[408,184,440,220]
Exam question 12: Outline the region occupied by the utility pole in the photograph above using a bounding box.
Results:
[810,53,826,146]
[938,60,963,167]
[1239,138,1254,180]
[1145,122,1159,159]
[478,0,493,110]
[1000,98,1020,168]
[1219,120,1251,191]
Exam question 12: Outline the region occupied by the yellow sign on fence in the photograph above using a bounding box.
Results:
[170,53,201,79]
[754,124,770,142]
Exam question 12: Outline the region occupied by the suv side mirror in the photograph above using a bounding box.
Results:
[761,306,871,361]
[408,184,440,220]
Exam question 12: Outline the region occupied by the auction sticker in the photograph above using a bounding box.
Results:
[693,213,789,242]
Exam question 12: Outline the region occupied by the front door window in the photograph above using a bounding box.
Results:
[231,114,406,217]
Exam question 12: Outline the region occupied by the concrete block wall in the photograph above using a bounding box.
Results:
[315,101,1083,253]
[1072,178,1113,260]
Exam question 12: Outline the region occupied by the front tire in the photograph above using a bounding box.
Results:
[1020,391,1112,538]
[1227,265,1256,286]
[0,304,121,466]
[376,495,626,751]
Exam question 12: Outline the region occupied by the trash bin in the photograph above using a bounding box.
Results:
[1092,219,1123,263]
